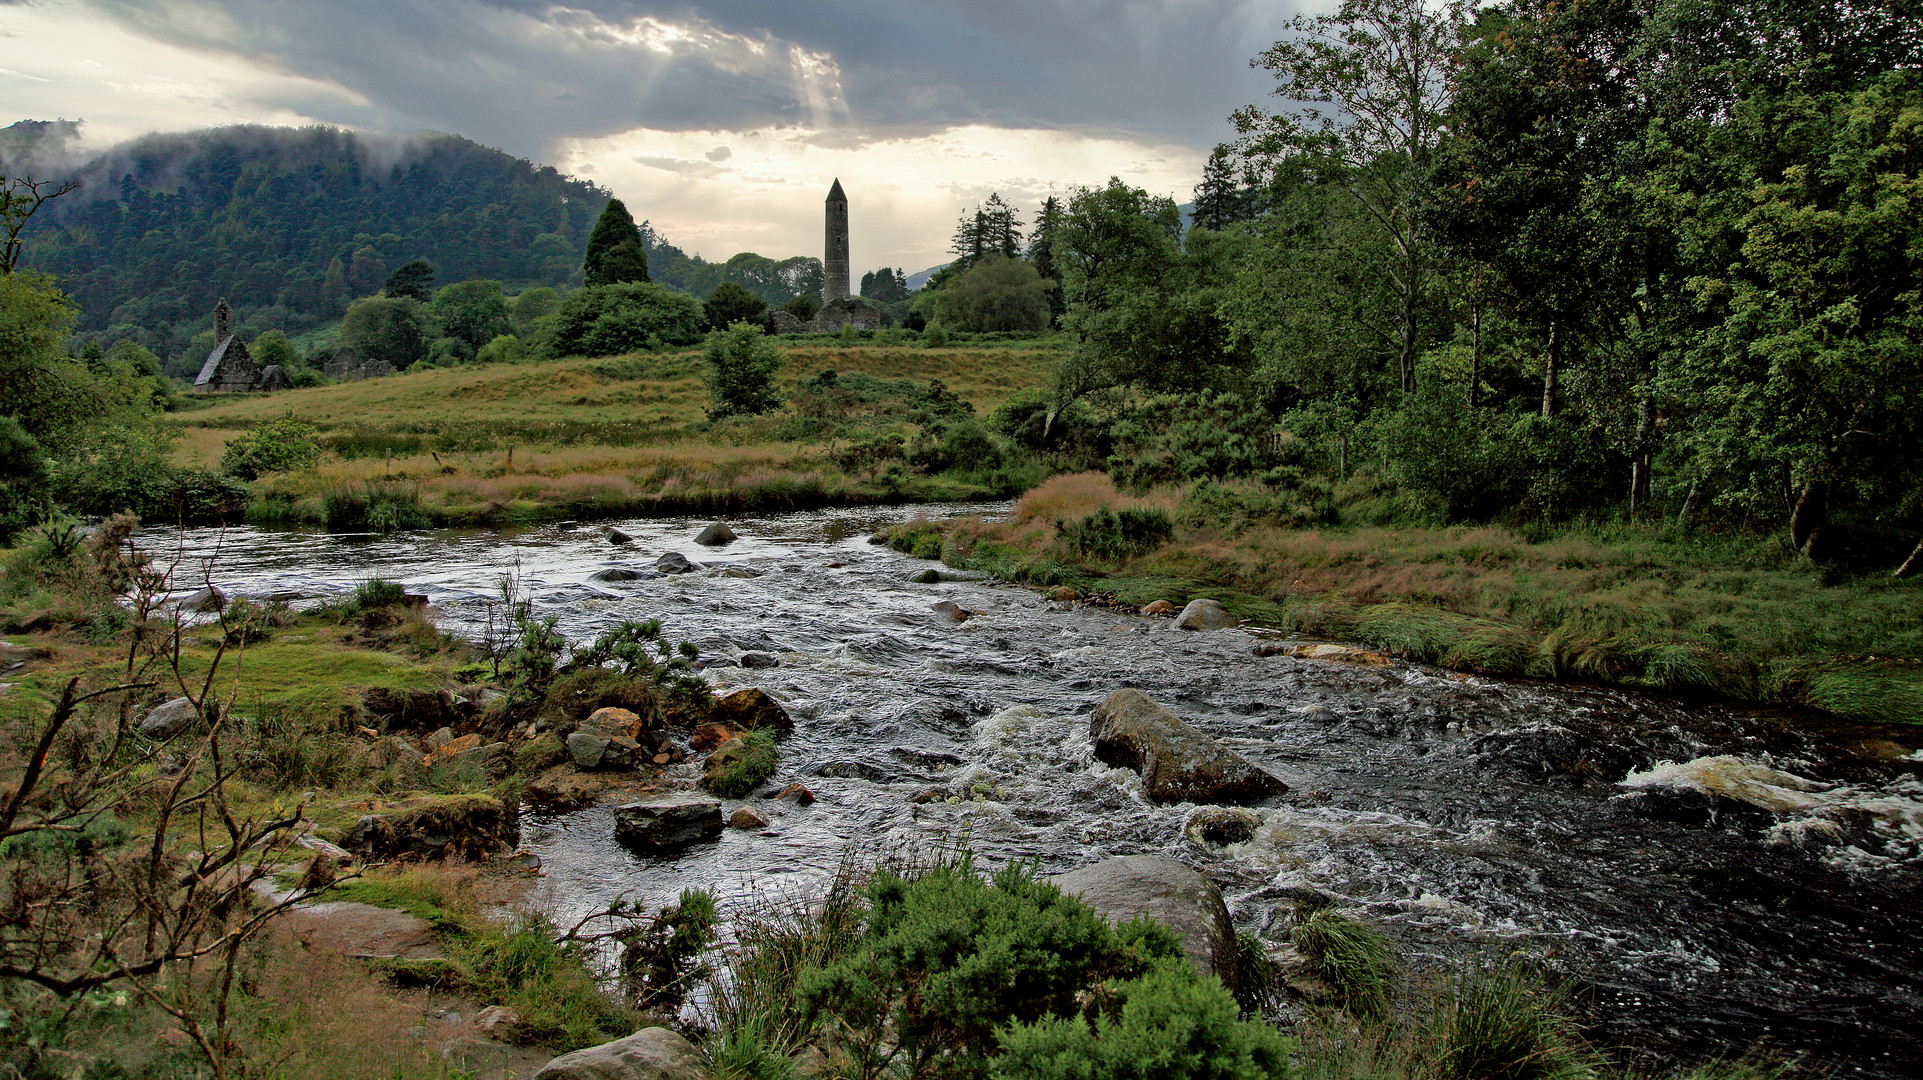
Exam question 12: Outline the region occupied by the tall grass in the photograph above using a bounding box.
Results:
[1291,909,1402,1023]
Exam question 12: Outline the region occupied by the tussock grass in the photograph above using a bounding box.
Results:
[1292,909,1402,1023]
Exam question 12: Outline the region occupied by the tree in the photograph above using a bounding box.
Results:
[861,267,910,304]
[430,278,512,349]
[511,287,560,335]
[951,193,1023,271]
[914,255,1051,332]
[583,197,650,286]
[783,294,821,322]
[1233,0,1470,392]
[704,280,767,330]
[542,282,706,358]
[1192,145,1249,232]
[701,322,783,417]
[1,174,78,275]
[340,295,429,369]
[383,258,435,301]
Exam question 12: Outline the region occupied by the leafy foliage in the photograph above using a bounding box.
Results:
[219,411,321,480]
[543,282,707,358]
[702,322,785,417]
[1058,507,1174,560]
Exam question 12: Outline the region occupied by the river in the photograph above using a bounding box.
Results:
[148,503,1923,1077]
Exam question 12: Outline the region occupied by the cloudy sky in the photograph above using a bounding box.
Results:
[1,0,1313,272]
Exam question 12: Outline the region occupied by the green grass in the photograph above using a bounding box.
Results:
[1291,909,1402,1023]
[704,728,780,798]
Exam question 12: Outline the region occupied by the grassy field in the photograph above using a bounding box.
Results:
[166,339,1066,527]
[891,473,1923,725]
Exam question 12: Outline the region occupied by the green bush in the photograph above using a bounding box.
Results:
[321,482,430,532]
[907,420,1005,474]
[1108,393,1275,493]
[544,282,707,358]
[1057,506,1172,560]
[702,322,785,417]
[704,728,779,798]
[794,856,1248,1080]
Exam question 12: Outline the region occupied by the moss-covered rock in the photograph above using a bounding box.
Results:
[342,794,518,860]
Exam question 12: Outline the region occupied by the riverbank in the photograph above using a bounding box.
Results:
[162,339,1063,529]
[885,472,1923,726]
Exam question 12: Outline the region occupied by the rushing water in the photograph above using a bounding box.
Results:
[149,505,1923,1077]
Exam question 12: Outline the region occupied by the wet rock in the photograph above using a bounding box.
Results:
[654,551,695,573]
[343,794,518,861]
[184,587,227,613]
[1850,738,1915,763]
[1047,586,1079,602]
[740,651,781,669]
[729,805,770,830]
[704,737,748,772]
[472,1005,531,1043]
[909,568,990,584]
[1173,598,1235,630]
[868,534,889,544]
[581,706,647,740]
[567,732,612,769]
[1089,689,1287,805]
[607,528,634,545]
[591,567,650,582]
[534,1027,705,1080]
[722,566,764,578]
[1258,641,1393,667]
[690,723,738,751]
[1603,787,1722,826]
[495,850,542,873]
[810,759,895,782]
[931,600,972,622]
[613,796,723,852]
[1472,724,1632,782]
[694,522,737,546]
[710,687,793,735]
[140,697,201,739]
[775,783,816,805]
[909,568,943,584]
[1141,599,1177,615]
[1186,807,1261,847]
[1051,855,1238,995]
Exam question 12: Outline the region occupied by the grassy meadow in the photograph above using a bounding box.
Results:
[166,338,1065,528]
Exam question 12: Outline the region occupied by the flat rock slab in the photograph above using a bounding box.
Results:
[1051,855,1237,995]
[533,1026,706,1080]
[1089,688,1287,805]
[279,901,442,960]
[614,795,724,852]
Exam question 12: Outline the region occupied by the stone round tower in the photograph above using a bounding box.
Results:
[823,178,849,304]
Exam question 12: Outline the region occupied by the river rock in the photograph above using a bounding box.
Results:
[1141,599,1177,615]
[729,805,770,830]
[710,687,793,734]
[1047,586,1079,602]
[140,697,201,739]
[343,794,518,860]
[654,551,695,573]
[532,1027,705,1080]
[694,522,737,546]
[1186,807,1261,847]
[591,567,650,582]
[740,651,780,669]
[908,568,990,584]
[183,587,227,613]
[472,1005,531,1043]
[1173,598,1235,630]
[931,600,971,622]
[690,723,738,751]
[1051,855,1237,994]
[614,796,723,852]
[1089,689,1287,805]
[581,706,647,739]
[775,783,816,805]
[1259,641,1393,667]
[607,528,634,545]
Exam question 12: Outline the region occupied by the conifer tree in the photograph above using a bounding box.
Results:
[1193,145,1246,231]
[583,197,651,286]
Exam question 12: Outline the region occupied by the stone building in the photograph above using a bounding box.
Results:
[321,345,395,382]
[823,178,850,305]
[192,299,262,392]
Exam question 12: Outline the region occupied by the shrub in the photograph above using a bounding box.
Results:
[704,729,778,798]
[618,888,718,1011]
[703,322,785,417]
[1108,392,1275,493]
[1057,506,1172,560]
[221,412,322,480]
[1291,909,1401,1022]
[475,333,529,364]
[544,282,707,358]
[321,482,430,532]
[908,420,1004,474]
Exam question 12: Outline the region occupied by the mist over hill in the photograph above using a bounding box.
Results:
[3,122,822,367]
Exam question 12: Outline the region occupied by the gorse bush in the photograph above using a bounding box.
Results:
[792,855,1290,1080]
[1057,506,1173,560]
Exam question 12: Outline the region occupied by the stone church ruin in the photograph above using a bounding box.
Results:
[763,178,880,336]
[193,299,288,393]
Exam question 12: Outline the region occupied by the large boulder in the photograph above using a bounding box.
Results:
[1173,598,1236,630]
[1051,855,1238,995]
[614,795,724,852]
[1089,689,1286,805]
[140,697,201,740]
[532,1026,705,1080]
[709,687,793,735]
[342,794,519,860]
[694,522,737,546]
[654,551,695,574]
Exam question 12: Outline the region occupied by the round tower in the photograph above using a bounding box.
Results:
[823,178,850,304]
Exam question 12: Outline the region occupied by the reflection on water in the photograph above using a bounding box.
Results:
[147,505,1923,1077]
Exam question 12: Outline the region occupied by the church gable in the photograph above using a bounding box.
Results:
[194,335,261,393]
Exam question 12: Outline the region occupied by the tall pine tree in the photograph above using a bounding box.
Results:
[583,197,650,286]
[1192,145,1246,231]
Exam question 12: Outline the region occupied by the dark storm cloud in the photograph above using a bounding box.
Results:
[63,0,1297,156]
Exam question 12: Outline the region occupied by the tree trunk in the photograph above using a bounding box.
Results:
[1789,479,1828,556]
[1629,396,1653,516]
[1895,537,1923,579]
[1676,480,1700,530]
[1468,298,1481,410]
[1541,319,1559,420]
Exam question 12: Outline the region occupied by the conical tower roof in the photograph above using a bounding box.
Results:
[827,178,845,202]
